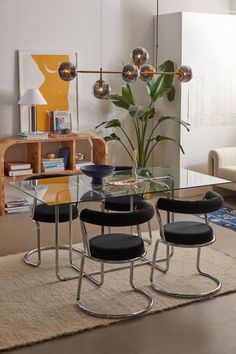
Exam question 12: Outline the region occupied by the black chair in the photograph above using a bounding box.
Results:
[77,200,154,319]
[150,191,224,298]
[103,166,152,244]
[24,174,79,278]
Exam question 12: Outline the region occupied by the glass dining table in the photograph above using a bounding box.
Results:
[9,166,231,281]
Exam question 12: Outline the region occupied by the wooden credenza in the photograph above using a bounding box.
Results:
[0,134,107,215]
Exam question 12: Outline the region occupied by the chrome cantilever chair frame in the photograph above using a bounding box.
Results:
[103,166,153,244]
[77,201,154,319]
[101,195,153,244]
[150,191,224,298]
[24,175,80,281]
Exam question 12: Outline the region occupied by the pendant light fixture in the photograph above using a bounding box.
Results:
[92,0,111,99]
[58,0,192,96]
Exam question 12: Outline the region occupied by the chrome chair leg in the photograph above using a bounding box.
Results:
[151,245,222,298]
[150,239,170,284]
[141,220,152,244]
[54,205,79,281]
[195,247,222,297]
[77,259,153,319]
[69,204,73,265]
[101,200,105,234]
[147,220,152,243]
[24,221,41,267]
[77,253,86,302]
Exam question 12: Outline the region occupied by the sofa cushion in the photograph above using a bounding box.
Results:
[218,166,236,181]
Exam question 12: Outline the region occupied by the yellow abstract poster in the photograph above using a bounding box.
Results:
[32,54,69,131]
[18,51,78,133]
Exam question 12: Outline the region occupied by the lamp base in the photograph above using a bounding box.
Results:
[29,106,37,133]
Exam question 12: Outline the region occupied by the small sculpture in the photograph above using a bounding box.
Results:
[132,149,138,179]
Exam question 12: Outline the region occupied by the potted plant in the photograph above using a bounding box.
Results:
[96,60,190,168]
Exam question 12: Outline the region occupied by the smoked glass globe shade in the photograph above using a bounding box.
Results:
[58,62,77,81]
[121,64,139,83]
[131,47,149,67]
[176,65,193,82]
[92,80,111,99]
[139,64,156,82]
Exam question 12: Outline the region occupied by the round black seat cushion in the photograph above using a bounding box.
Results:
[33,204,78,223]
[105,195,143,211]
[89,233,145,261]
[163,221,214,245]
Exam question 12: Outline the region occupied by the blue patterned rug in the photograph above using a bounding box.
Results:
[196,206,236,232]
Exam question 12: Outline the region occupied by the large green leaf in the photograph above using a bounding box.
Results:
[122,83,135,105]
[129,105,155,122]
[95,119,121,129]
[167,85,176,102]
[129,105,146,119]
[104,133,121,142]
[144,107,155,120]
[157,116,190,131]
[109,94,130,110]
[151,135,185,153]
[146,60,175,102]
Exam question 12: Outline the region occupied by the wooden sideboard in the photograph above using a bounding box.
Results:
[0,134,107,215]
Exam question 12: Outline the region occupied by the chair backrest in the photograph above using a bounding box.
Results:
[25,173,71,181]
[114,166,132,171]
[80,200,154,227]
[156,191,224,215]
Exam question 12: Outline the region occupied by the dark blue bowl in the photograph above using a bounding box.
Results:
[80,164,115,185]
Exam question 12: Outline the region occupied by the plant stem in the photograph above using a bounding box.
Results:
[119,126,135,151]
[119,140,133,161]
[144,140,160,166]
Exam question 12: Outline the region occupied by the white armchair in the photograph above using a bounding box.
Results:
[208,147,236,190]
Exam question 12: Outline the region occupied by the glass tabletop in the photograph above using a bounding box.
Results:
[9,166,231,206]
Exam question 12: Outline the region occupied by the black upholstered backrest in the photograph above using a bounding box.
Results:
[25,174,71,181]
[114,166,132,171]
[80,200,154,227]
[156,191,224,214]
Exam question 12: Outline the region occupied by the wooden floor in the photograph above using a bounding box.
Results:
[1,192,236,354]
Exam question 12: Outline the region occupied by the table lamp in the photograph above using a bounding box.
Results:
[18,88,47,133]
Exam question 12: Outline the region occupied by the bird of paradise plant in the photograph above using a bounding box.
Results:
[96,60,190,168]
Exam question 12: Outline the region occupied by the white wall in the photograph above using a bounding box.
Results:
[230,0,236,12]
[0,0,231,165]
[0,0,158,165]
[157,12,236,174]
[181,12,236,173]
[160,0,229,14]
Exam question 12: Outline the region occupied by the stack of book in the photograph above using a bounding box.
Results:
[41,158,65,172]
[5,161,33,176]
[75,161,94,170]
[18,131,48,140]
[5,198,31,214]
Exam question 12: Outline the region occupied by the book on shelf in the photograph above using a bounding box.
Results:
[41,166,65,173]
[42,163,64,168]
[5,198,31,213]
[42,158,64,164]
[8,169,33,177]
[5,161,31,171]
[41,157,65,172]
[5,198,30,208]
[75,161,94,170]
[5,205,31,214]
[18,131,48,140]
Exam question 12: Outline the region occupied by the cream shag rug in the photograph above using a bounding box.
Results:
[1,231,236,351]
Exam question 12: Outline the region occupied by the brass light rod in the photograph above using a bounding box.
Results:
[77,70,176,75]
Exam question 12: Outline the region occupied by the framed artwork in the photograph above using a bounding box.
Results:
[52,111,72,131]
[18,50,79,132]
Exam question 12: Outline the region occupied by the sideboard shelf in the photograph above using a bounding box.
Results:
[0,134,107,215]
